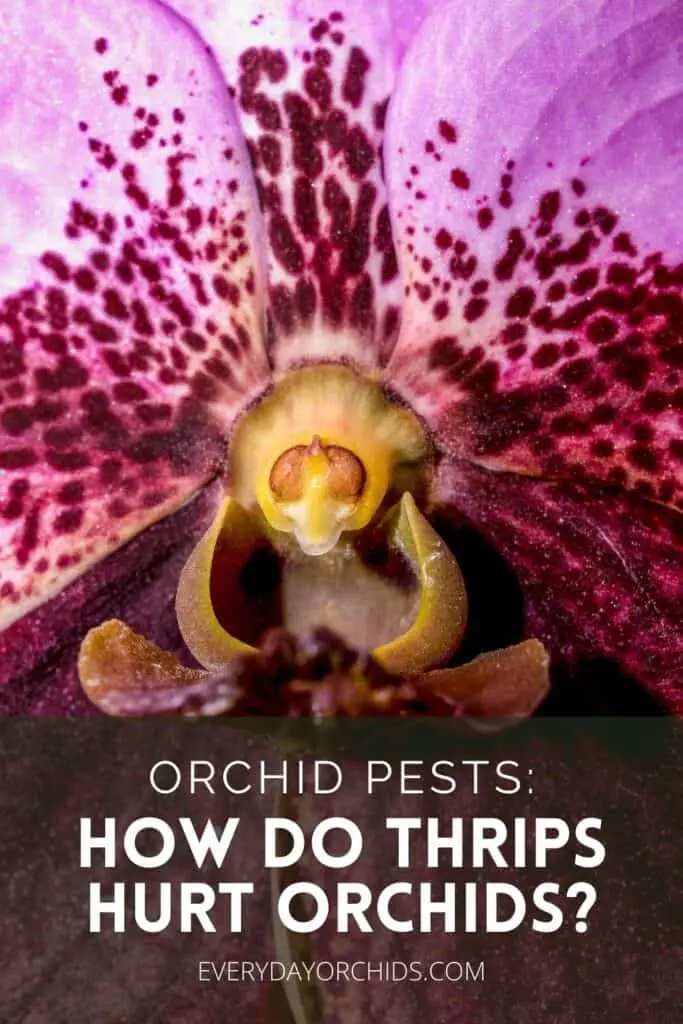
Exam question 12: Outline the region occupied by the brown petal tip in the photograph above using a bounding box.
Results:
[78,619,204,713]
[418,639,551,723]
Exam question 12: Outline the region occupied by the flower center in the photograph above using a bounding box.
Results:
[229,364,430,555]
[79,367,551,714]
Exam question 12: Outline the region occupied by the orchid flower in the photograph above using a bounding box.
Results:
[0,0,680,716]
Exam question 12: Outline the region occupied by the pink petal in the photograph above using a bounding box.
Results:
[386,0,683,509]
[0,0,268,630]
[165,0,437,369]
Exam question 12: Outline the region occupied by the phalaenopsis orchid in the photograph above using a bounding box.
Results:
[0,0,680,716]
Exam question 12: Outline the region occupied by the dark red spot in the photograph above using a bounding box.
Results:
[342,47,370,109]
[571,267,599,295]
[45,449,90,471]
[594,207,617,235]
[669,439,683,462]
[627,444,658,472]
[311,18,329,42]
[373,98,389,132]
[533,343,560,369]
[494,229,525,282]
[551,414,591,438]
[17,505,40,565]
[54,507,84,534]
[547,281,566,303]
[538,191,561,222]
[450,168,470,190]
[587,316,618,343]
[640,391,669,414]
[284,93,323,179]
[2,406,33,436]
[253,93,282,132]
[505,287,535,319]
[90,250,110,272]
[58,480,85,504]
[374,205,393,255]
[213,276,240,306]
[428,336,458,370]
[438,120,457,144]
[293,176,320,240]
[435,228,453,251]
[615,354,650,390]
[304,66,332,110]
[74,268,97,293]
[341,182,376,276]
[115,261,134,284]
[464,297,488,322]
[322,109,347,157]
[270,285,296,335]
[41,252,70,282]
[613,232,637,256]
[560,358,592,385]
[349,275,375,333]
[295,278,317,326]
[113,381,147,403]
[263,49,287,83]
[0,449,37,470]
[345,126,374,179]
[269,213,304,275]
[477,207,493,230]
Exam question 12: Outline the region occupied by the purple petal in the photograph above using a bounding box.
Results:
[166,0,437,368]
[385,0,683,508]
[0,0,268,630]
[438,457,683,712]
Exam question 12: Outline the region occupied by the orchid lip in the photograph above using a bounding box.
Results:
[172,490,468,675]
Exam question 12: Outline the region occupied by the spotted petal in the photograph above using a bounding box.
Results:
[386,0,683,508]
[166,0,438,368]
[0,0,268,629]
